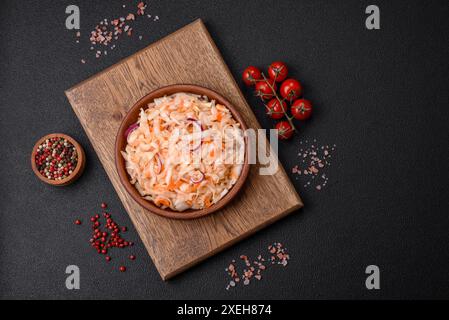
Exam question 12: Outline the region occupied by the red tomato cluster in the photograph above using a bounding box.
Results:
[242,61,313,139]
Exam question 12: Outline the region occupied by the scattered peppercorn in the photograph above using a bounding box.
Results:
[79,203,138,273]
[90,212,131,253]
[76,203,136,273]
[34,137,78,181]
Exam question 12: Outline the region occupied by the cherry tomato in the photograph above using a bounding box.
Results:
[268,61,288,82]
[255,79,277,100]
[280,79,302,101]
[266,99,287,119]
[291,99,313,120]
[242,66,262,86]
[275,121,294,140]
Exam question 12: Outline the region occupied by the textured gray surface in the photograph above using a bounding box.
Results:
[0,0,448,299]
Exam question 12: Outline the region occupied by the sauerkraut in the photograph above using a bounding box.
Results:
[121,92,245,211]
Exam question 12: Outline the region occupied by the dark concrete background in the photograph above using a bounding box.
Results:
[1,0,448,299]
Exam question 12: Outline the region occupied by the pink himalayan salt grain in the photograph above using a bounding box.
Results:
[79,2,159,64]
[137,1,147,16]
[291,139,336,191]
[225,242,290,290]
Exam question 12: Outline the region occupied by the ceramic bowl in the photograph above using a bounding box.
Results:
[115,84,250,219]
[31,133,86,186]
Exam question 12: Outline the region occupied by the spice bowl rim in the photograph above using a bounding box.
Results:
[115,84,251,220]
[31,133,86,186]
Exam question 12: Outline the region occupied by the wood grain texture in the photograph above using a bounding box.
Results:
[65,19,303,280]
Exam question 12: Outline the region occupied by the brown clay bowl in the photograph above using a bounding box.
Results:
[115,84,250,220]
[31,133,86,186]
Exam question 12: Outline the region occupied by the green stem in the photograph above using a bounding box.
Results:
[261,73,297,131]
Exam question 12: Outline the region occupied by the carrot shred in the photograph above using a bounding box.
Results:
[167,178,176,191]
[204,194,212,208]
[155,197,171,207]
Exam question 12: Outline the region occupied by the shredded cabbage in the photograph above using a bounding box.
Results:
[122,93,245,211]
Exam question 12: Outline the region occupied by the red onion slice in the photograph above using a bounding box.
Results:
[187,118,203,151]
[125,123,139,138]
[190,170,205,184]
[154,153,163,174]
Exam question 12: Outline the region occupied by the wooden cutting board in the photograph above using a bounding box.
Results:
[65,19,303,280]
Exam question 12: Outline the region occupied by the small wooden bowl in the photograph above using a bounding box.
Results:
[31,133,86,186]
[115,84,250,220]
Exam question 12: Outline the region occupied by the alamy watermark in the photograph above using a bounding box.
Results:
[65,265,80,290]
[365,265,380,290]
[65,5,80,30]
[365,5,380,30]
[126,127,280,176]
